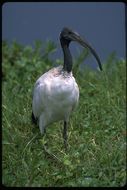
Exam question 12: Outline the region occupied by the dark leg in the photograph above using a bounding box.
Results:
[31,111,38,125]
[44,127,46,134]
[63,121,68,151]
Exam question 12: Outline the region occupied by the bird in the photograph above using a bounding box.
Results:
[32,27,102,150]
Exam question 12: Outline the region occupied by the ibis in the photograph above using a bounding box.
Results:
[32,27,102,149]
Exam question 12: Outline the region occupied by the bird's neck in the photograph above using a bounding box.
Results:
[62,44,73,73]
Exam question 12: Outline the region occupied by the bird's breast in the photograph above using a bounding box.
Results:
[33,67,79,124]
[47,74,78,100]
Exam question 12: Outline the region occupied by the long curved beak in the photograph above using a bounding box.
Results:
[70,33,102,71]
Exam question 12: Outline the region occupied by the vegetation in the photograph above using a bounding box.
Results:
[2,40,126,187]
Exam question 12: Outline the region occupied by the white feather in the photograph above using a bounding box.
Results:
[32,66,79,134]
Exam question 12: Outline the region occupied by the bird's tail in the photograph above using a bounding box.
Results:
[31,111,38,125]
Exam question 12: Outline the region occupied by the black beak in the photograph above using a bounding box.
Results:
[69,33,103,71]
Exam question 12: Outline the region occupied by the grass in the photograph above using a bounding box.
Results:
[2,40,126,187]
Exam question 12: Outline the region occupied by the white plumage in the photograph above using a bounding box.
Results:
[32,27,102,149]
[32,66,79,134]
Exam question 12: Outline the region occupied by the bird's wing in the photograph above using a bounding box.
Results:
[32,67,59,118]
[32,75,46,118]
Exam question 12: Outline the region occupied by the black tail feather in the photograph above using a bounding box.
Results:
[31,112,38,125]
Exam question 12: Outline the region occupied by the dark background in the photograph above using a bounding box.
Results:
[2,2,125,67]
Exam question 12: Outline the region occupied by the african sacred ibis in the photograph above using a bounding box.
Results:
[32,27,102,149]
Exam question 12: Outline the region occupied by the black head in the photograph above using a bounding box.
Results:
[60,27,79,45]
[60,27,102,71]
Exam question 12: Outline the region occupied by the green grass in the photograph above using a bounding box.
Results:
[2,41,126,187]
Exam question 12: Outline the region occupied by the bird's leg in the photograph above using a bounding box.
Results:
[39,125,46,135]
[31,112,38,125]
[39,114,47,135]
[44,128,46,134]
[63,121,68,151]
